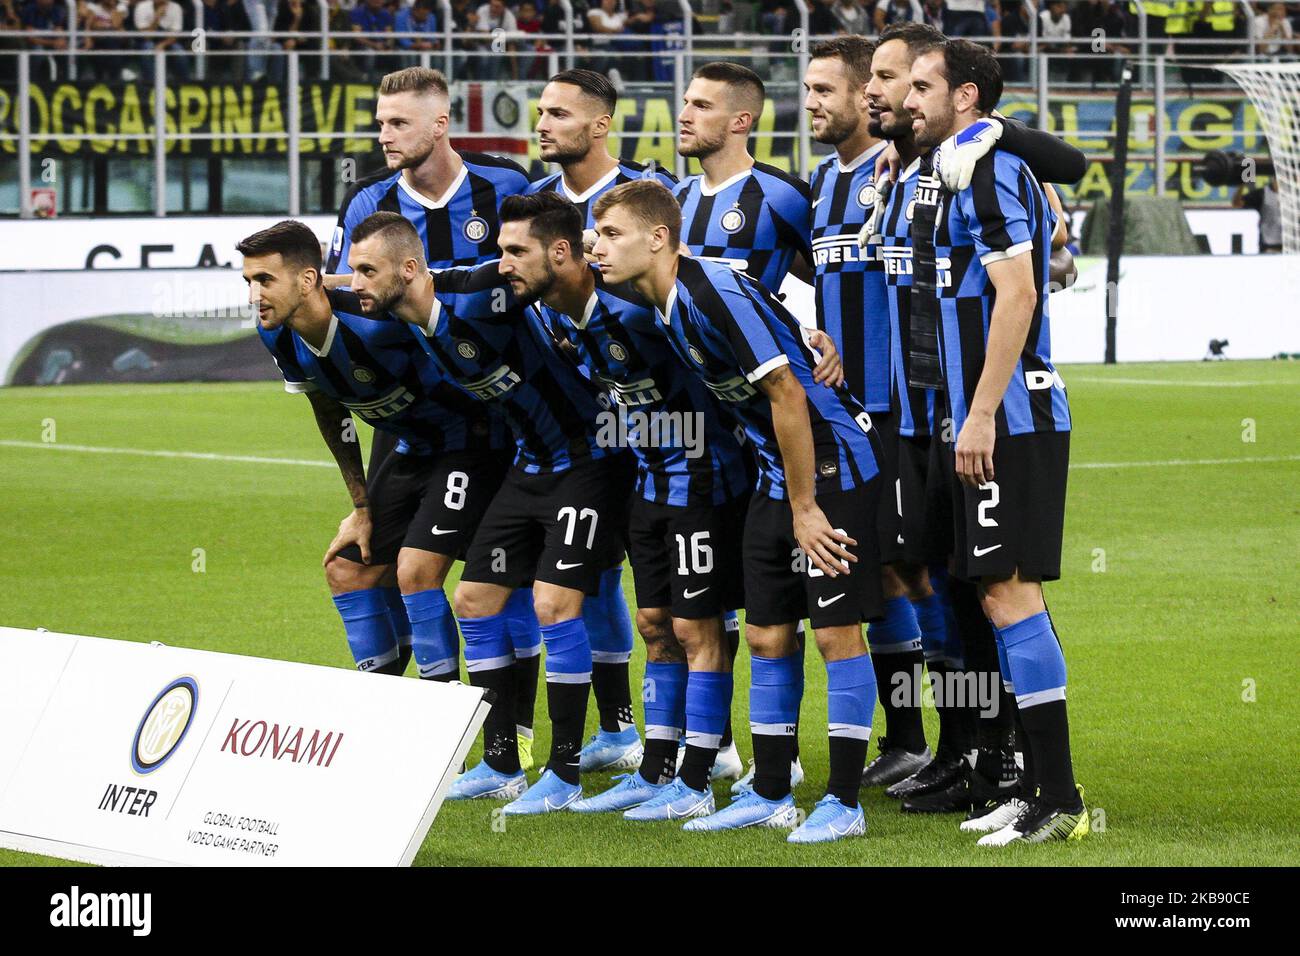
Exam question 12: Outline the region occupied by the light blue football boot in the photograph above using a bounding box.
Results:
[447,761,528,801]
[569,773,664,814]
[578,727,644,772]
[682,788,798,832]
[623,776,715,822]
[787,794,867,844]
[500,769,582,816]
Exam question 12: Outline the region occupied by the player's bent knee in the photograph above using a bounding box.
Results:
[893,561,931,601]
[636,607,670,641]
[980,574,1046,629]
[324,557,387,595]
[531,583,584,626]
[880,563,907,600]
[453,581,508,620]
[813,623,868,662]
[395,548,452,593]
[744,623,798,659]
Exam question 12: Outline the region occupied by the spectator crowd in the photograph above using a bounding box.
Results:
[3,0,1297,83]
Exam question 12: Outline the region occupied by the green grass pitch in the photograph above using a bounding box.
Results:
[1,359,1297,866]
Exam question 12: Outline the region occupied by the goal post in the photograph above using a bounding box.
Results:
[1217,61,1300,254]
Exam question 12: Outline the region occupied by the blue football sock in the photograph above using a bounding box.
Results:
[681,670,733,791]
[333,589,400,674]
[997,612,1077,807]
[502,587,542,658]
[826,654,875,806]
[502,588,542,732]
[382,587,413,672]
[641,661,688,784]
[750,653,803,800]
[586,566,635,732]
[867,596,926,751]
[541,617,593,784]
[460,612,517,774]
[401,588,459,681]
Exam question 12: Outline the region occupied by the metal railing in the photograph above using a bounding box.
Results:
[2,37,1294,218]
[8,2,1299,86]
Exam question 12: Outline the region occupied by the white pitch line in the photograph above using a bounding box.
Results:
[1069,377,1286,387]
[0,440,334,468]
[1070,454,1300,470]
[1,440,1297,474]
[0,384,272,400]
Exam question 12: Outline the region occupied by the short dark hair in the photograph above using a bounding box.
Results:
[877,21,946,55]
[810,36,876,89]
[499,192,585,255]
[933,38,1003,114]
[236,220,322,280]
[350,211,425,261]
[592,180,681,251]
[692,61,765,116]
[547,68,618,114]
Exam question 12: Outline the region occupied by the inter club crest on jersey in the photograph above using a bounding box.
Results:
[352,366,375,384]
[456,340,478,359]
[607,342,628,362]
[719,208,746,234]
[857,183,877,209]
[463,216,489,243]
[688,345,706,366]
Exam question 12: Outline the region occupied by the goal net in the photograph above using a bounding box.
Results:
[1218,61,1300,253]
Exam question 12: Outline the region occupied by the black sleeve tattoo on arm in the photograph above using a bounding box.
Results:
[307,390,368,507]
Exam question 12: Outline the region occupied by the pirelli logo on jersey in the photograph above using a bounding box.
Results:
[600,375,663,408]
[461,364,522,401]
[812,235,872,267]
[880,245,913,276]
[935,257,954,289]
[914,174,942,208]
[703,374,758,403]
[341,386,419,422]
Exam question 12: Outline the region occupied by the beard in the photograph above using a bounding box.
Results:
[359,274,406,315]
[812,109,860,146]
[540,132,592,166]
[677,126,727,159]
[869,102,914,141]
[388,135,436,171]
[509,261,556,306]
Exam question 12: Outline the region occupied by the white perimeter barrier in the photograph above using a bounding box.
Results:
[1,250,1297,382]
[0,626,488,866]
[0,209,1266,269]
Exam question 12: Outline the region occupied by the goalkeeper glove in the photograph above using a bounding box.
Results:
[934,117,1003,192]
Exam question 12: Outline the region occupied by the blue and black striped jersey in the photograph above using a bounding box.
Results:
[878,159,939,439]
[659,257,879,501]
[674,162,812,293]
[415,262,614,474]
[810,142,892,413]
[533,265,749,507]
[916,150,1070,437]
[258,289,500,457]
[525,160,678,228]
[326,151,531,274]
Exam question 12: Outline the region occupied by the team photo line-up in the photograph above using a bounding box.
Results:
[239,24,1088,846]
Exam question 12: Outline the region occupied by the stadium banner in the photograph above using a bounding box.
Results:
[0,83,1269,203]
[2,254,1297,388]
[0,208,1264,274]
[1,214,334,272]
[1052,255,1300,362]
[0,626,490,866]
